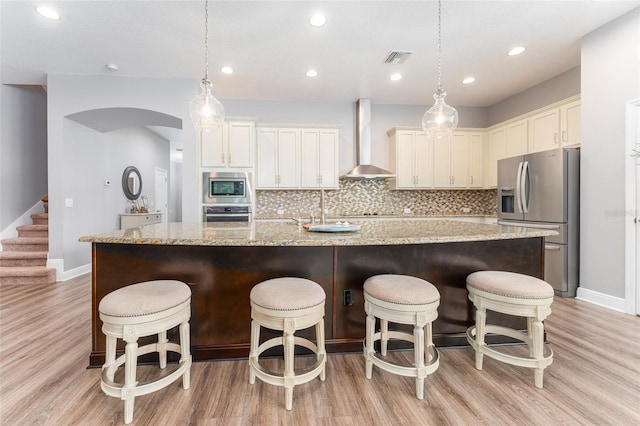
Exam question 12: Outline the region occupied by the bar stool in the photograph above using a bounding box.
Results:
[466,271,554,388]
[99,280,192,424]
[249,277,326,410]
[364,274,440,400]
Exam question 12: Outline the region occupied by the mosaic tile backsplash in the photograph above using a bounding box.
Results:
[255,179,497,218]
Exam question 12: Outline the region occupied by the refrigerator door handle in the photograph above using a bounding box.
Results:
[521,161,530,213]
[515,161,524,213]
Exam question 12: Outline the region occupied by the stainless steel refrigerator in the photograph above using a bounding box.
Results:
[497,147,580,297]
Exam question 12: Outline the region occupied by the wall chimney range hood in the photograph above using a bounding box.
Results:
[343,99,395,179]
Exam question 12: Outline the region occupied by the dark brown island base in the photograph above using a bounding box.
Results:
[81,219,556,366]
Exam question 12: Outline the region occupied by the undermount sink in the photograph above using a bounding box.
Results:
[303,222,361,233]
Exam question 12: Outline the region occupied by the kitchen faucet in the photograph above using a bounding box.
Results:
[320,188,326,224]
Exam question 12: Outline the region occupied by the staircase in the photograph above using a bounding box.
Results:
[0,196,56,285]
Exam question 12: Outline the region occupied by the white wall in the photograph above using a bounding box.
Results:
[0,85,47,230]
[580,8,640,300]
[47,75,197,276]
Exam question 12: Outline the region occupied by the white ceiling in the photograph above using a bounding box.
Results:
[2,0,639,108]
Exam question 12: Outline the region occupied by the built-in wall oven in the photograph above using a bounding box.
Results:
[202,172,253,222]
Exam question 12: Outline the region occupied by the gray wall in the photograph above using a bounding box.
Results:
[487,66,581,126]
[47,75,196,273]
[580,8,640,299]
[0,85,47,230]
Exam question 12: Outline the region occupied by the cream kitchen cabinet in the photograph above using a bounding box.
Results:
[528,108,560,153]
[434,131,483,188]
[256,128,300,189]
[505,119,528,158]
[201,121,255,168]
[528,99,581,153]
[487,127,507,188]
[300,129,339,188]
[560,100,581,146]
[388,129,433,189]
[120,212,162,230]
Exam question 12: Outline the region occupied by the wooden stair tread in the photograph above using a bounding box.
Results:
[30,213,48,219]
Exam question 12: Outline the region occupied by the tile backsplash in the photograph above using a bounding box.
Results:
[255,179,497,218]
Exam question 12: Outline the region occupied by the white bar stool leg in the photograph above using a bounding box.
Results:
[531,318,545,388]
[380,319,389,356]
[284,328,295,411]
[475,306,486,370]
[365,311,375,379]
[179,320,191,389]
[104,335,117,381]
[249,320,260,385]
[414,324,425,400]
[158,330,167,369]
[315,321,326,381]
[123,339,138,425]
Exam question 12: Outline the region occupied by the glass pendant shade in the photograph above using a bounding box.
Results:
[189,78,225,132]
[422,89,458,139]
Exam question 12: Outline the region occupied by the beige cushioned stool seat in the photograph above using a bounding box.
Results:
[364,274,440,305]
[467,271,554,300]
[249,277,326,411]
[99,280,191,317]
[99,280,192,424]
[363,274,440,400]
[466,271,553,389]
[250,277,325,311]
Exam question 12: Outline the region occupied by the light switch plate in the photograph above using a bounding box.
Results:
[65,198,73,208]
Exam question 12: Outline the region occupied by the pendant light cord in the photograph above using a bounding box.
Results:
[204,0,209,81]
[437,0,442,93]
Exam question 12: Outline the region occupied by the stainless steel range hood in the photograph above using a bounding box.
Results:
[343,99,395,179]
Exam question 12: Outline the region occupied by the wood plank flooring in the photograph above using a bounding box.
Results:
[1,274,639,425]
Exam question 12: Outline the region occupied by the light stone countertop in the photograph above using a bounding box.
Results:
[79,219,556,247]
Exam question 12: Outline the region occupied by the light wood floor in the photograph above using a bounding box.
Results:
[1,274,639,425]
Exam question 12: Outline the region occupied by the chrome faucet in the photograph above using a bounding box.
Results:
[320,188,326,224]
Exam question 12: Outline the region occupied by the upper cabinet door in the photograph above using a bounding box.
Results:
[276,128,300,188]
[227,122,254,167]
[201,121,254,168]
[414,131,433,188]
[487,127,507,188]
[528,109,560,153]
[449,133,469,188]
[505,120,528,158]
[317,129,339,188]
[300,130,320,187]
[561,101,581,146]
[468,133,484,188]
[256,128,279,188]
[201,126,226,168]
[433,135,452,188]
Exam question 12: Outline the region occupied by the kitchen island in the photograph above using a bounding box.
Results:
[81,220,556,366]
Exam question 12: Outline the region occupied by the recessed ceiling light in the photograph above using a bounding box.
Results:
[105,64,119,72]
[36,6,60,20]
[390,73,402,81]
[221,66,233,74]
[462,77,476,84]
[507,46,526,56]
[306,69,318,78]
[309,14,326,27]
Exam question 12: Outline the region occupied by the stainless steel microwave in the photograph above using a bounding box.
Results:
[202,172,252,204]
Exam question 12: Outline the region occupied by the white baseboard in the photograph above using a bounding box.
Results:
[575,287,627,313]
[47,258,91,282]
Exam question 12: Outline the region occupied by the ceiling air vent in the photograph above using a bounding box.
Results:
[383,51,412,64]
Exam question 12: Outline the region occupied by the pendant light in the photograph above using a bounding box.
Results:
[189,0,225,132]
[422,0,458,139]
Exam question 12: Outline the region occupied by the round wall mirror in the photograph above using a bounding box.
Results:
[122,166,142,200]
